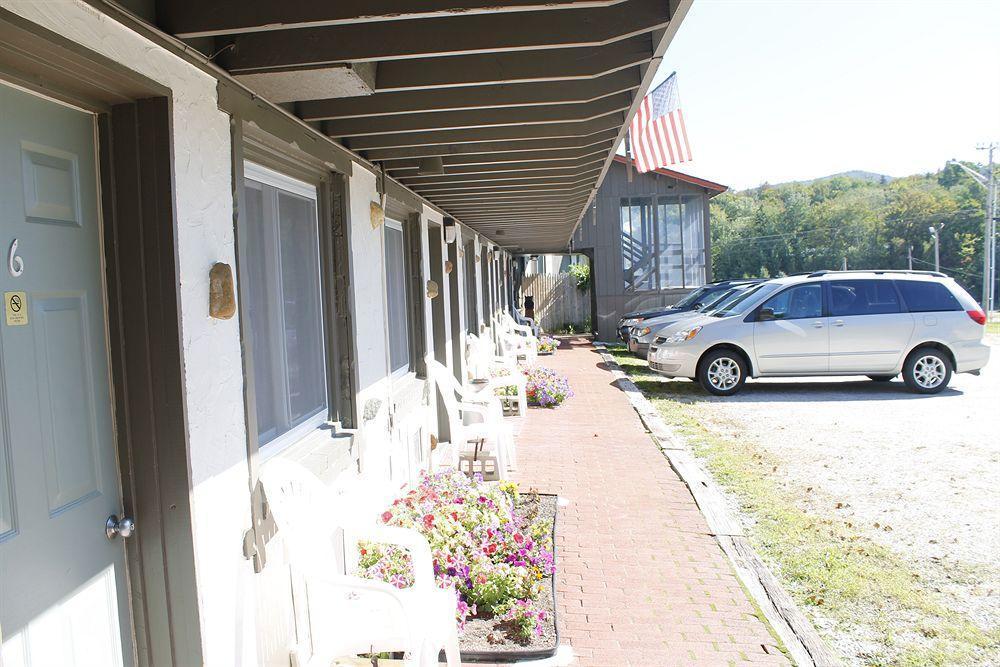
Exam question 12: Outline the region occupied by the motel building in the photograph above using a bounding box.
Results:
[0,1,689,665]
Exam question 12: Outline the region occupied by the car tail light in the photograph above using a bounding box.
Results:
[966,309,986,325]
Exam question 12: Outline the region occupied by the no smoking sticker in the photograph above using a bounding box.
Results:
[5,292,27,326]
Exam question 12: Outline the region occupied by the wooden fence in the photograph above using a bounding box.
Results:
[519,273,591,332]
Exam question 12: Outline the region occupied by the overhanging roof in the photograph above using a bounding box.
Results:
[152,0,693,252]
[611,155,728,195]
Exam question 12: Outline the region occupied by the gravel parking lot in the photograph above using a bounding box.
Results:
[613,336,1000,664]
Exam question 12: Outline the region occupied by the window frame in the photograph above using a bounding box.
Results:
[384,216,415,380]
[243,160,330,459]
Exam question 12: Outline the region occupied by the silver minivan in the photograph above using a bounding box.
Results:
[647,271,990,395]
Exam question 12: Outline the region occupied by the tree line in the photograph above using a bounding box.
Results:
[710,162,994,303]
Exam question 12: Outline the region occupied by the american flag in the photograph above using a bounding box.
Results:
[629,73,692,173]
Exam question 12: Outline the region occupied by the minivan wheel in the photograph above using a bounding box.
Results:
[867,374,895,382]
[902,348,952,394]
[698,350,747,396]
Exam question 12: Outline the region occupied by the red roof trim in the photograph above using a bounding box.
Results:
[612,155,728,193]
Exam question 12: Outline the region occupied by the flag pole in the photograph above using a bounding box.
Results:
[625,131,634,183]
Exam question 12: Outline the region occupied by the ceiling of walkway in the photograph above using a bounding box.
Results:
[153,0,691,252]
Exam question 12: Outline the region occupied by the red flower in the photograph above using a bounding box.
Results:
[381,511,393,523]
[422,514,435,529]
[513,533,524,545]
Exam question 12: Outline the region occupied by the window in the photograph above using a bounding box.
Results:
[384,219,411,376]
[829,280,901,316]
[656,200,683,288]
[681,197,707,286]
[896,280,962,313]
[621,195,707,292]
[621,197,655,292]
[244,163,327,450]
[760,284,823,320]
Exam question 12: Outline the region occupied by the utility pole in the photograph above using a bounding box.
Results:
[979,143,997,313]
[929,225,941,272]
[908,245,913,270]
[948,147,996,310]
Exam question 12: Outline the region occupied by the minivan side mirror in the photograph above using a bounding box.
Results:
[758,307,776,321]
[692,301,704,310]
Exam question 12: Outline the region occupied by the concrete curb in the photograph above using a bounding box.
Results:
[593,343,841,667]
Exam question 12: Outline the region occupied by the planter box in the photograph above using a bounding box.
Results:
[459,493,560,662]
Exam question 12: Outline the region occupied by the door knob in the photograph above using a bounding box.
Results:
[106,514,136,540]
[812,321,824,328]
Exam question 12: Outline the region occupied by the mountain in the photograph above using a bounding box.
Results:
[777,170,894,187]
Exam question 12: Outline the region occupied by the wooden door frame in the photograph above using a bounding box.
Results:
[0,10,202,666]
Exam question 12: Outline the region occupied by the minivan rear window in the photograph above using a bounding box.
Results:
[895,280,961,312]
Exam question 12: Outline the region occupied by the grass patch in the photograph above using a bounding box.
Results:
[987,321,1000,336]
[607,348,1000,666]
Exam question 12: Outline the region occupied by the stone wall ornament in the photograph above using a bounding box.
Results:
[209,262,236,319]
[426,279,439,299]
[444,260,454,274]
[369,201,385,230]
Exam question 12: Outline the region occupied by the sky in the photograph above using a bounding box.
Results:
[637,0,1000,190]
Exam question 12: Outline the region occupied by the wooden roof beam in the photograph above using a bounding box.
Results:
[218,1,669,70]
[344,117,621,151]
[362,134,617,161]
[297,68,641,121]
[163,1,624,39]
[396,165,604,185]
[323,93,630,138]
[412,178,597,195]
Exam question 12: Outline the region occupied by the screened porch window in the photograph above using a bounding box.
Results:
[620,195,706,291]
[243,163,327,452]
[384,219,411,376]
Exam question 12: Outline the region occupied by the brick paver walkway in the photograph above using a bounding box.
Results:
[506,336,788,666]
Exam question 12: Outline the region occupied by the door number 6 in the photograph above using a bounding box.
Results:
[8,239,23,278]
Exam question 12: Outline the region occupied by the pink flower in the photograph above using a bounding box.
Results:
[422,514,435,529]
[381,511,393,523]
[513,533,525,545]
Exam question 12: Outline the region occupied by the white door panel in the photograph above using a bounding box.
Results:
[0,83,132,666]
[829,313,915,372]
[754,319,830,373]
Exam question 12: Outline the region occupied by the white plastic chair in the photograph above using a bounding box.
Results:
[512,308,541,338]
[258,459,460,667]
[428,360,513,480]
[496,313,538,365]
[465,334,527,418]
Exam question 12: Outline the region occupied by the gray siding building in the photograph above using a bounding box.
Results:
[572,156,727,340]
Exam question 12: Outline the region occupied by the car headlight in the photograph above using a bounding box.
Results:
[665,325,702,344]
[638,326,652,336]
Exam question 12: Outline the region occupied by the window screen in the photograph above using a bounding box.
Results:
[896,280,962,312]
[385,223,411,374]
[244,166,327,448]
[681,197,706,287]
[621,197,655,292]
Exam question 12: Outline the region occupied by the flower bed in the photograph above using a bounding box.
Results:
[524,367,572,408]
[536,336,558,355]
[357,472,558,657]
